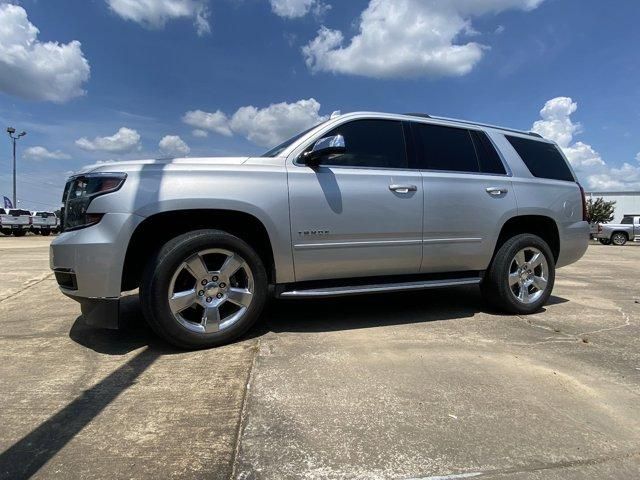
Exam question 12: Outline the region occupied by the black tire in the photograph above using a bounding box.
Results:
[41,230,51,236]
[611,232,627,246]
[140,229,268,349]
[481,233,555,314]
[598,238,612,246]
[12,230,26,237]
[1,229,12,236]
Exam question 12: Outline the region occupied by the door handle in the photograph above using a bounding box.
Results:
[389,184,417,194]
[486,187,508,196]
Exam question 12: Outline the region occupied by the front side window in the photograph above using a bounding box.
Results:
[314,119,408,169]
[412,123,480,173]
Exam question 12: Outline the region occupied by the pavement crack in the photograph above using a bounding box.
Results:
[0,273,54,303]
[229,339,260,480]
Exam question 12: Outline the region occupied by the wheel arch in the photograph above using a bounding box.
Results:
[122,209,276,292]
[493,215,560,263]
[611,230,629,240]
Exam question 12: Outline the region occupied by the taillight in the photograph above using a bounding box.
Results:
[577,183,588,221]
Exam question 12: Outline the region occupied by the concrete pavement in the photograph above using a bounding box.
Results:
[0,236,638,479]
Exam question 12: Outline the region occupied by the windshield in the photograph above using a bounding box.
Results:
[261,122,326,157]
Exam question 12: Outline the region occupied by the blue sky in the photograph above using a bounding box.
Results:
[1,0,639,211]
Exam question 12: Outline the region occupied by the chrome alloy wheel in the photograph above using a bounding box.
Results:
[167,248,254,334]
[612,233,627,246]
[508,247,548,305]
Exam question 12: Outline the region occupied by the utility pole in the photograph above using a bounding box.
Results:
[6,127,26,208]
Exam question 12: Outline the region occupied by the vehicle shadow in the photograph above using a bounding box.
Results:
[252,286,570,337]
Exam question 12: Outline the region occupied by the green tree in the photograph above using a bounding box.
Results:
[586,197,616,223]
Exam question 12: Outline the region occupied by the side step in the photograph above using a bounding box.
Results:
[278,277,481,299]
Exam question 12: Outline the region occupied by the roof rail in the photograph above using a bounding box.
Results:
[412,114,544,139]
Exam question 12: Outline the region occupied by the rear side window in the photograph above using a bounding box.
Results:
[506,135,574,182]
[412,123,479,173]
[471,130,507,175]
[621,217,633,225]
[318,119,407,169]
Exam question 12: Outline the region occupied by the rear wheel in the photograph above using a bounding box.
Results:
[41,230,51,236]
[598,238,612,245]
[482,233,555,314]
[13,230,26,237]
[611,232,627,246]
[140,229,268,349]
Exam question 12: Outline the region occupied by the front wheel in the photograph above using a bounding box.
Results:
[611,232,627,246]
[140,229,268,349]
[482,233,555,314]
[13,230,26,237]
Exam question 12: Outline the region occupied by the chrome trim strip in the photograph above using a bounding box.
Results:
[422,238,482,244]
[279,278,481,298]
[294,239,422,250]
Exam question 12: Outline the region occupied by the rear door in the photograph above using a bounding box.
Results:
[287,119,423,282]
[410,122,517,273]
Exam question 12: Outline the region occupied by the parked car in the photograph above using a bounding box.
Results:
[0,208,31,236]
[30,211,58,236]
[595,214,640,246]
[51,112,590,349]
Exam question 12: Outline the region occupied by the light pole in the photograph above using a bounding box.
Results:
[6,127,26,208]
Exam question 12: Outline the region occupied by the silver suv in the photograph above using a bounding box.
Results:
[51,112,589,349]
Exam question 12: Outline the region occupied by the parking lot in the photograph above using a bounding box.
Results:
[0,236,639,479]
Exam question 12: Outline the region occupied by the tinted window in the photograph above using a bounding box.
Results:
[471,130,506,175]
[621,217,633,225]
[9,209,30,216]
[412,123,479,173]
[506,135,574,182]
[317,120,407,169]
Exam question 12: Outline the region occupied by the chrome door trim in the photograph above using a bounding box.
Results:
[422,237,482,244]
[294,239,423,250]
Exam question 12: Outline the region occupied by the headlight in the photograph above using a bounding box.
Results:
[62,173,127,231]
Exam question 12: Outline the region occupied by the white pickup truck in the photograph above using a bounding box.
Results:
[596,214,640,246]
[0,208,32,237]
[31,211,58,236]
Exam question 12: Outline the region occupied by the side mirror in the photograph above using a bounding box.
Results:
[302,135,346,166]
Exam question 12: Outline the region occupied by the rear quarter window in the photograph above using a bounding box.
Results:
[506,135,574,182]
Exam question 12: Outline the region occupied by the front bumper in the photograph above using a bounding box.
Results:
[50,212,144,299]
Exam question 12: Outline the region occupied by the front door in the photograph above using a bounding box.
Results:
[287,119,423,282]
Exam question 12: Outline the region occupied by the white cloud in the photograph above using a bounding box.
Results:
[636,152,640,162]
[159,135,190,156]
[0,4,90,102]
[23,146,71,161]
[182,98,328,147]
[106,0,211,35]
[229,98,327,147]
[269,0,329,18]
[192,129,209,138]
[531,97,640,191]
[182,109,232,136]
[75,127,142,153]
[302,0,543,78]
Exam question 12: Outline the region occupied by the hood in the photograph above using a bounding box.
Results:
[76,157,251,175]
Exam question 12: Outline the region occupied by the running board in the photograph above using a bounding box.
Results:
[278,277,481,299]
